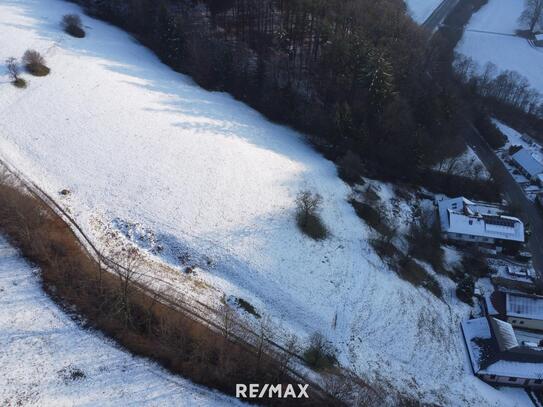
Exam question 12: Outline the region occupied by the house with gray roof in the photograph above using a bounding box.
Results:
[462,317,543,387]
[511,148,543,180]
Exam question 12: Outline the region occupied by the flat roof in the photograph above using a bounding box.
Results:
[507,292,543,321]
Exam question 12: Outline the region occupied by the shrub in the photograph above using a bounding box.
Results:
[461,252,491,278]
[13,78,27,88]
[61,14,85,38]
[295,190,328,240]
[6,57,26,88]
[22,50,50,76]
[508,145,523,156]
[371,239,443,298]
[399,256,443,298]
[234,297,261,318]
[474,114,506,149]
[337,151,365,184]
[408,210,445,274]
[456,275,475,305]
[303,333,337,370]
[350,199,393,238]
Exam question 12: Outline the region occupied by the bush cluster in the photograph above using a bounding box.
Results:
[61,14,85,38]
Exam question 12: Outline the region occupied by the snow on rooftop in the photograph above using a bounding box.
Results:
[0,237,241,406]
[462,317,543,379]
[462,318,492,373]
[512,149,543,178]
[507,292,543,321]
[437,197,524,242]
[489,317,518,351]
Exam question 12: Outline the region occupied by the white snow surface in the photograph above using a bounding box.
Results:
[0,1,531,405]
[457,0,543,93]
[405,0,443,24]
[0,236,243,406]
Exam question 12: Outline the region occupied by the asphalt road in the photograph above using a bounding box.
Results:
[422,0,460,31]
[463,123,543,275]
[421,0,543,275]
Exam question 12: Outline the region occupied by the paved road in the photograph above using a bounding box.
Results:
[463,123,543,275]
[422,0,460,31]
[421,0,543,275]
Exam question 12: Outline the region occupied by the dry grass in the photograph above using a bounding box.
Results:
[0,175,333,406]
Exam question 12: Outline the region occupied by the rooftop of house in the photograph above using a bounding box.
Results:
[462,317,543,380]
[490,263,535,285]
[437,197,525,242]
[512,148,543,178]
[507,292,543,321]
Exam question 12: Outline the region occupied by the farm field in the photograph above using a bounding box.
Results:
[457,0,543,93]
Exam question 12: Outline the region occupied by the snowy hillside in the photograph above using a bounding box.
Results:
[457,0,543,93]
[0,1,530,405]
[0,236,242,406]
[405,0,443,23]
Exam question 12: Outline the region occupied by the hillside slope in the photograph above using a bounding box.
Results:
[0,1,529,405]
[0,236,242,406]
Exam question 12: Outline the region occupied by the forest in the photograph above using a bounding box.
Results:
[72,0,467,181]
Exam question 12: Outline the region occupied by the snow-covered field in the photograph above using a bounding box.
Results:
[0,236,242,406]
[0,0,532,405]
[434,146,490,180]
[457,0,543,93]
[405,0,443,24]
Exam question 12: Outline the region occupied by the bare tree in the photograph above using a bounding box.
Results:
[6,57,20,81]
[220,302,235,341]
[22,49,45,67]
[255,315,273,373]
[295,189,328,240]
[520,0,543,33]
[112,246,143,326]
[22,49,49,76]
[296,190,323,225]
[276,334,300,376]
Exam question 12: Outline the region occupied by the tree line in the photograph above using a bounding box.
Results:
[455,55,543,118]
[70,0,467,181]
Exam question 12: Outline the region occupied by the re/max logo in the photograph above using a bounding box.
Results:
[236,384,309,399]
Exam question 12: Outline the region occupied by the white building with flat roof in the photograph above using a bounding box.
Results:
[437,197,525,245]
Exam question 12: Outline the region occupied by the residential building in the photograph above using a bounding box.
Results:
[485,291,543,331]
[462,317,543,387]
[490,265,536,293]
[511,148,543,180]
[437,197,525,246]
